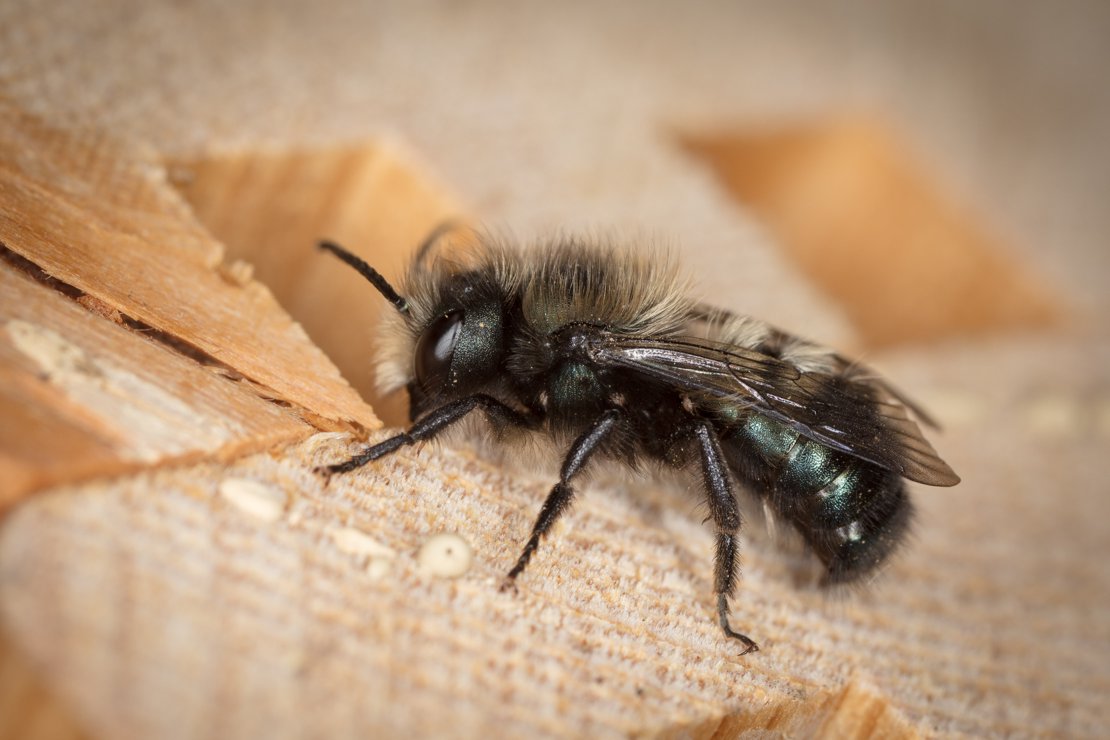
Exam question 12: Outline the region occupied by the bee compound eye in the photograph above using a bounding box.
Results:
[414,309,464,391]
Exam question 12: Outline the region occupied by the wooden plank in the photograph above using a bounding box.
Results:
[0,436,919,739]
[0,104,379,442]
[169,144,465,427]
[0,260,312,506]
[0,6,1106,738]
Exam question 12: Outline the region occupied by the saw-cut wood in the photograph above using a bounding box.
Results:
[0,105,926,738]
[0,105,386,738]
[0,105,379,461]
[168,144,464,427]
[0,263,307,506]
[0,103,380,509]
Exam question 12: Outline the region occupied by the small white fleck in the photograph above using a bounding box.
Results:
[417,533,473,578]
[330,527,397,559]
[219,478,288,522]
[6,319,100,378]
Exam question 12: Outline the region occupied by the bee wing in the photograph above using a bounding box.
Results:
[587,333,960,486]
[688,303,946,428]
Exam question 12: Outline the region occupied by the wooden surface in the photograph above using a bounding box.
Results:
[1,2,1108,738]
[0,103,379,507]
[168,143,464,426]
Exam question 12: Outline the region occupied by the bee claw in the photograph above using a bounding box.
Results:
[725,627,760,655]
[718,595,759,654]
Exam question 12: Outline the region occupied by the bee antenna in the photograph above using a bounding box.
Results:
[318,240,408,314]
[413,219,465,266]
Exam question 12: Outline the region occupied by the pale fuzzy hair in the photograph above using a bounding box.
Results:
[778,336,838,375]
[698,311,838,375]
[375,235,694,396]
[709,314,772,350]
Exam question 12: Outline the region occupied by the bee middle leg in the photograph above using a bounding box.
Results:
[502,409,621,586]
[692,421,759,654]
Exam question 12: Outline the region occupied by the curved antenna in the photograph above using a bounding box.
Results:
[318,240,408,314]
[412,219,468,271]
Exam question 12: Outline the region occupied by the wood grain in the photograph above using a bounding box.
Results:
[169,144,465,427]
[0,103,380,509]
[0,104,379,453]
[0,434,923,739]
[2,4,1108,738]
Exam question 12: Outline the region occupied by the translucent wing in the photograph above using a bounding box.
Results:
[585,332,960,486]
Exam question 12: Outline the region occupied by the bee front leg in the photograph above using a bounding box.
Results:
[692,422,759,655]
[315,394,536,477]
[502,409,620,587]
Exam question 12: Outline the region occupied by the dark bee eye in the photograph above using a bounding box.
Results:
[415,310,464,390]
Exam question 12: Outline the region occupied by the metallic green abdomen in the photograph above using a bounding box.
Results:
[727,411,911,583]
[739,414,871,529]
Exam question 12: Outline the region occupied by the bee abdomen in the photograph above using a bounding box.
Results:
[737,415,850,517]
[729,414,913,583]
[812,474,911,584]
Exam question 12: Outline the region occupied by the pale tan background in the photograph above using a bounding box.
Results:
[1,1,1108,738]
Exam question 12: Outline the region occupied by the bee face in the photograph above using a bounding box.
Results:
[410,290,505,417]
[318,233,959,655]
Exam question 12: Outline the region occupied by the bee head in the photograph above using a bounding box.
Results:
[407,276,506,418]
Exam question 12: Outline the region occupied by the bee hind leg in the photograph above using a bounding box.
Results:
[692,422,759,655]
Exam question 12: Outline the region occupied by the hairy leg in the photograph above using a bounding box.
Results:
[692,421,759,654]
[503,409,620,584]
[317,394,537,476]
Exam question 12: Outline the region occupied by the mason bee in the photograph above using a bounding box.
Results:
[316,231,959,654]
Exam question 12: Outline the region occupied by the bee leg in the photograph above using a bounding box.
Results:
[502,409,620,586]
[316,394,536,476]
[692,422,759,655]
